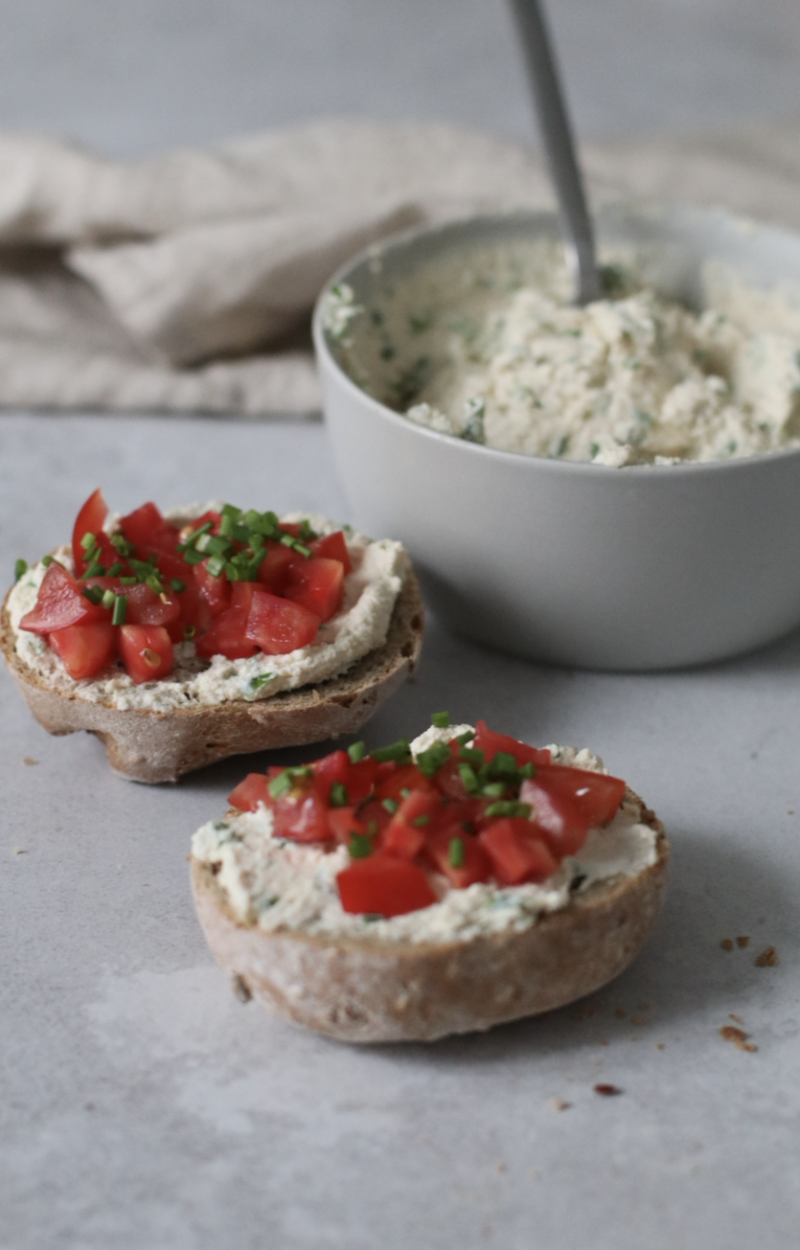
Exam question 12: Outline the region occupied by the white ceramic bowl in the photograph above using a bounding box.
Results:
[313,204,800,670]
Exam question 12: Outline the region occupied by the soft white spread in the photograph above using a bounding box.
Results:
[6,508,408,711]
[330,239,800,466]
[191,725,659,946]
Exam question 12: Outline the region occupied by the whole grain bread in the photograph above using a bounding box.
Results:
[1,571,424,784]
[191,790,668,1043]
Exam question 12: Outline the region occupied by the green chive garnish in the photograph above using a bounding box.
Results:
[481,782,506,798]
[330,782,349,808]
[348,741,366,763]
[14,558,27,582]
[432,711,451,729]
[489,751,519,776]
[119,576,137,586]
[107,562,124,577]
[448,837,465,869]
[101,589,116,610]
[41,554,54,567]
[485,800,532,819]
[112,595,127,625]
[183,624,196,640]
[248,672,271,692]
[370,738,412,764]
[458,746,485,766]
[268,771,293,799]
[82,586,104,606]
[82,562,105,579]
[349,833,373,859]
[170,579,186,594]
[458,763,479,794]
[412,814,431,827]
[80,532,96,551]
[416,741,451,776]
[382,797,399,814]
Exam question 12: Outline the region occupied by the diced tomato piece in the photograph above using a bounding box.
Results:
[432,755,472,800]
[193,562,231,617]
[120,502,166,547]
[519,777,592,857]
[245,588,320,655]
[374,763,438,803]
[171,576,210,643]
[255,540,296,594]
[118,624,174,683]
[72,488,109,576]
[228,773,272,812]
[382,790,443,859]
[272,784,330,843]
[337,855,437,917]
[357,798,393,839]
[277,522,303,538]
[195,603,258,660]
[427,827,493,888]
[182,510,222,537]
[48,620,116,680]
[310,530,352,575]
[124,582,181,629]
[312,749,351,800]
[283,557,344,623]
[346,756,382,803]
[327,805,366,845]
[473,721,552,769]
[19,562,106,634]
[479,818,559,885]
[382,820,426,860]
[534,764,626,827]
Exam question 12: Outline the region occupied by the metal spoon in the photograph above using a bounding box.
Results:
[510,0,603,304]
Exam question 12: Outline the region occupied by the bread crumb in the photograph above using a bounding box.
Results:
[720,1025,757,1052]
[720,938,734,951]
[729,1013,743,1024]
[656,1043,665,1050]
[755,945,779,967]
[788,810,795,815]
[631,1014,646,1026]
[22,757,38,766]
[549,1098,570,1112]
[615,1008,627,1019]
[736,936,750,949]
[496,1161,507,1174]
[594,1083,622,1096]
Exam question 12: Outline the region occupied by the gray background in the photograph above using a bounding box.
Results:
[2,4,800,1250]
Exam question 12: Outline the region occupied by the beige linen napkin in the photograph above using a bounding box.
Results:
[3,117,800,416]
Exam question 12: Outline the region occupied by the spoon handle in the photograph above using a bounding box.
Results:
[510,0,602,303]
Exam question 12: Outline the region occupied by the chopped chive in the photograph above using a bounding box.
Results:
[294,543,312,559]
[519,762,535,779]
[268,771,293,799]
[112,595,127,625]
[330,782,349,808]
[349,833,373,859]
[119,576,138,586]
[489,751,519,776]
[221,503,242,522]
[183,624,196,640]
[206,554,226,578]
[458,745,485,766]
[80,532,97,551]
[101,589,116,610]
[82,586,104,605]
[248,672,272,692]
[458,763,479,794]
[14,558,27,582]
[178,519,213,549]
[455,729,475,746]
[170,579,186,594]
[348,741,366,763]
[485,800,532,819]
[481,782,506,798]
[107,562,124,577]
[412,814,431,827]
[195,533,212,554]
[182,547,205,566]
[371,738,412,764]
[416,741,451,776]
[82,562,105,579]
[382,797,399,814]
[206,535,232,557]
[145,574,163,594]
[431,711,451,729]
[41,554,54,567]
[400,787,411,799]
[279,533,295,548]
[448,837,465,869]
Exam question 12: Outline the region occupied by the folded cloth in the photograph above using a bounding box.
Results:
[3,117,800,416]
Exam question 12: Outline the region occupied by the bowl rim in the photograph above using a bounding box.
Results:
[312,204,800,479]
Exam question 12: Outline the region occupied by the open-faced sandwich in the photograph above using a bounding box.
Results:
[1,490,423,782]
[191,716,669,1043]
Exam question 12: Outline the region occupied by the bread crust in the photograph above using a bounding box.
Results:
[191,791,669,1043]
[1,572,424,784]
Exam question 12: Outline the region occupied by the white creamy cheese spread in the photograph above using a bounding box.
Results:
[6,508,408,711]
[328,240,800,466]
[191,725,658,946]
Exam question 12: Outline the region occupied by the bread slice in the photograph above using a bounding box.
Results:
[1,571,424,784]
[191,789,668,1043]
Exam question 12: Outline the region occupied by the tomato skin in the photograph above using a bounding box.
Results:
[245,588,320,655]
[120,502,168,548]
[124,583,181,629]
[283,557,344,623]
[533,764,626,827]
[479,818,559,885]
[193,562,231,617]
[312,749,351,800]
[228,773,272,811]
[346,756,381,803]
[374,763,438,803]
[20,562,106,634]
[72,488,109,576]
[272,785,330,844]
[256,541,296,594]
[473,721,552,769]
[427,827,493,888]
[48,620,116,679]
[337,856,437,917]
[195,604,258,660]
[118,624,174,683]
[519,777,591,857]
[310,530,352,575]
[327,805,366,845]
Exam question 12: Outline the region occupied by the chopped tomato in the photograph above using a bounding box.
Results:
[118,624,174,683]
[427,827,493,888]
[312,749,351,800]
[327,805,366,845]
[346,756,382,803]
[19,562,106,634]
[473,720,552,769]
[245,588,320,655]
[195,604,258,660]
[72,488,109,576]
[193,562,231,617]
[533,763,626,827]
[374,763,438,803]
[310,530,352,574]
[272,783,330,844]
[519,777,592,857]
[124,583,181,629]
[120,501,168,547]
[283,557,344,622]
[48,620,116,680]
[255,540,296,594]
[337,856,437,917]
[479,818,559,885]
[228,773,272,812]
